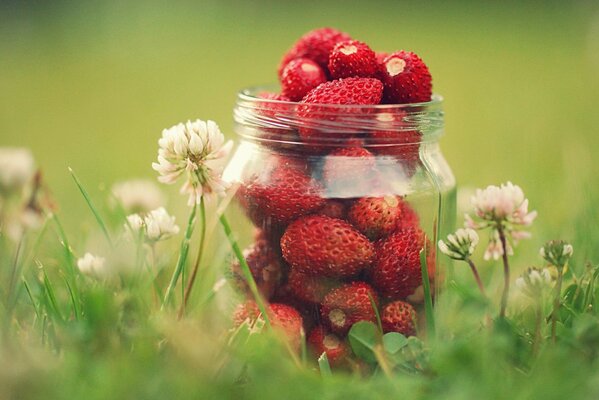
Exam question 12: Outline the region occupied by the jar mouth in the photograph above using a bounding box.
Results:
[234,85,444,148]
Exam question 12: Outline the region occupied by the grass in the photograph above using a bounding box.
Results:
[1,1,599,399]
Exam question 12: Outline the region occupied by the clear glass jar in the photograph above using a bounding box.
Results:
[223,87,456,363]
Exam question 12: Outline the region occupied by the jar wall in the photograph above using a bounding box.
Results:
[223,90,456,362]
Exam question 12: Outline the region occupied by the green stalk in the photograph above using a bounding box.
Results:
[551,266,564,343]
[420,244,435,338]
[497,224,511,319]
[179,196,207,318]
[69,167,113,248]
[161,203,197,310]
[219,213,270,327]
[318,352,332,377]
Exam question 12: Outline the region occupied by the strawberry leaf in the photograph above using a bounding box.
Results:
[348,321,378,363]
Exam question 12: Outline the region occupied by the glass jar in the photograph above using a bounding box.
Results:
[223,87,456,362]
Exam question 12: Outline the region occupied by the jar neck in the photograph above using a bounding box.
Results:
[233,86,444,148]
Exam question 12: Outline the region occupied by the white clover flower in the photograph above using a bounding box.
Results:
[111,179,165,213]
[438,228,479,260]
[465,182,536,259]
[0,147,35,194]
[77,253,107,277]
[152,120,233,205]
[126,207,180,243]
[469,182,537,226]
[540,240,574,269]
[515,267,554,299]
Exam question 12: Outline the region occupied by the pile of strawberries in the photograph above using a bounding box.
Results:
[230,28,435,366]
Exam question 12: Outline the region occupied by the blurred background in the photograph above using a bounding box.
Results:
[1,0,598,244]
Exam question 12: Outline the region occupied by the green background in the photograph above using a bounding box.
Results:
[1,0,598,240]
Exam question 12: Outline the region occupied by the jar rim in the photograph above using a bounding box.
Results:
[234,85,444,148]
[238,85,444,109]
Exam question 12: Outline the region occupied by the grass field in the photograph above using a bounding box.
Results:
[1,1,599,399]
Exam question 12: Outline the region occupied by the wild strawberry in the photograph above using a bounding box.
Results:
[375,51,389,64]
[229,239,283,300]
[381,300,416,336]
[369,110,422,168]
[287,268,339,304]
[371,227,426,299]
[280,215,375,278]
[297,78,384,151]
[321,282,378,334]
[318,199,348,220]
[328,40,378,79]
[308,326,351,365]
[397,200,420,230]
[379,51,432,104]
[233,301,304,350]
[301,77,383,106]
[281,58,327,102]
[348,195,406,241]
[278,27,352,77]
[242,166,325,224]
[322,147,376,190]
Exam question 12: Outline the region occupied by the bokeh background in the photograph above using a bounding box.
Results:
[1,0,598,245]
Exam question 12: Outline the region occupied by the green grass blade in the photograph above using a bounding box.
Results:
[37,261,64,323]
[62,273,81,320]
[420,243,436,338]
[22,278,41,320]
[318,352,332,377]
[162,203,197,310]
[48,212,76,276]
[68,167,113,248]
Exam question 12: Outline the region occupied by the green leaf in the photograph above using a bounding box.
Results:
[383,332,408,355]
[317,352,332,377]
[348,321,378,363]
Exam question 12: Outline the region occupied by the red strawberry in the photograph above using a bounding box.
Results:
[278,27,352,77]
[370,110,422,162]
[233,301,304,350]
[379,51,432,104]
[348,195,406,241]
[397,200,420,230]
[321,282,378,334]
[328,40,378,79]
[280,215,374,278]
[242,166,325,224]
[301,77,383,106]
[308,326,351,365]
[322,146,376,187]
[287,268,339,304]
[381,300,416,336]
[296,78,383,152]
[318,199,348,220]
[375,51,389,64]
[371,227,427,299]
[281,58,327,102]
[229,239,283,300]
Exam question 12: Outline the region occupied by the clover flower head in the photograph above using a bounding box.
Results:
[465,182,536,260]
[126,207,180,243]
[0,147,35,195]
[152,119,233,205]
[112,179,165,213]
[470,182,537,225]
[77,253,107,278]
[515,267,554,299]
[540,240,573,269]
[438,228,479,261]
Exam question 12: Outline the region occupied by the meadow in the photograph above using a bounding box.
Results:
[1,1,599,399]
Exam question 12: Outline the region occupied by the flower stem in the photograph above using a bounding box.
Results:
[551,267,564,343]
[497,224,510,319]
[179,197,207,318]
[161,203,197,310]
[465,258,487,297]
[218,213,270,327]
[532,301,543,357]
